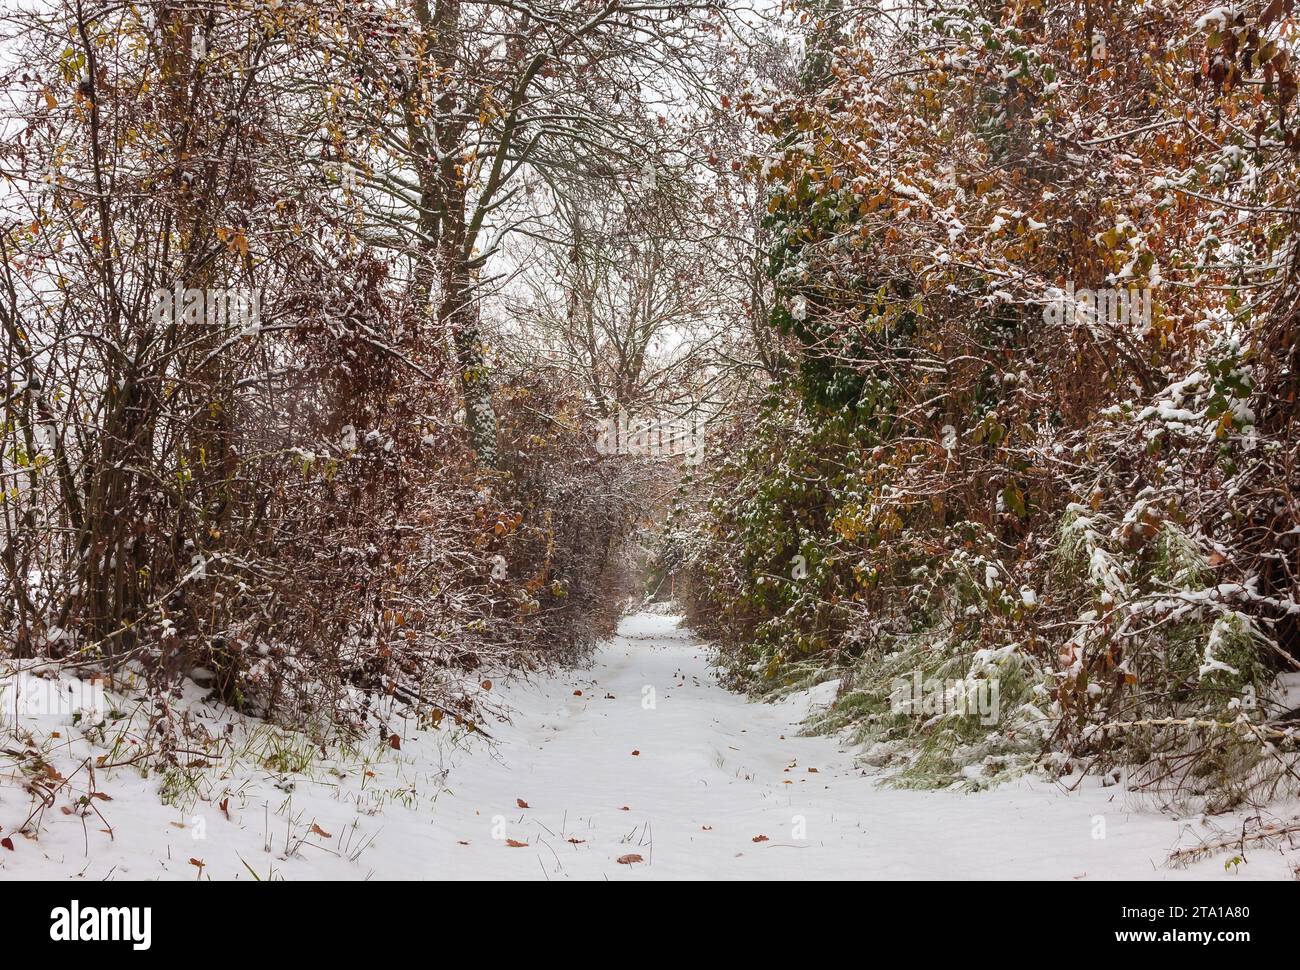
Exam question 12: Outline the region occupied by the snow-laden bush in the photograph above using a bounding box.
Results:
[668,0,1300,806]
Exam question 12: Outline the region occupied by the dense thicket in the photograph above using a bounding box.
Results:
[0,0,705,742]
[674,0,1300,806]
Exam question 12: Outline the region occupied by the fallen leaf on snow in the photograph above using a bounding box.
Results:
[310,823,332,839]
[1,837,13,851]
[516,798,530,809]
[631,750,640,756]
[616,854,644,865]
[388,733,401,750]
[567,837,586,844]
[505,839,528,848]
[752,835,769,843]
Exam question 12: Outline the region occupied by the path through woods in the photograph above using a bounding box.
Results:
[5,613,1295,880]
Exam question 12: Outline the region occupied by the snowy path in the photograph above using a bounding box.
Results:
[4,612,1297,880]
[391,612,1297,880]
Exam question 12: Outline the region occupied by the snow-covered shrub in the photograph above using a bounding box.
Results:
[672,0,1300,802]
[0,11,638,761]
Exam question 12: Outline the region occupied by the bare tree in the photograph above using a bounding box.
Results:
[302,0,726,465]
[502,176,728,416]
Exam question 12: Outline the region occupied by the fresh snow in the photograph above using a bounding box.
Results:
[2,612,1297,880]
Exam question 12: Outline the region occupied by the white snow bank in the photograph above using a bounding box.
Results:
[2,615,1296,880]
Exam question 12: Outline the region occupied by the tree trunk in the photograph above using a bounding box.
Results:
[442,268,498,465]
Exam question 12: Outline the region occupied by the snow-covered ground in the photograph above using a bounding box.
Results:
[2,612,1298,879]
